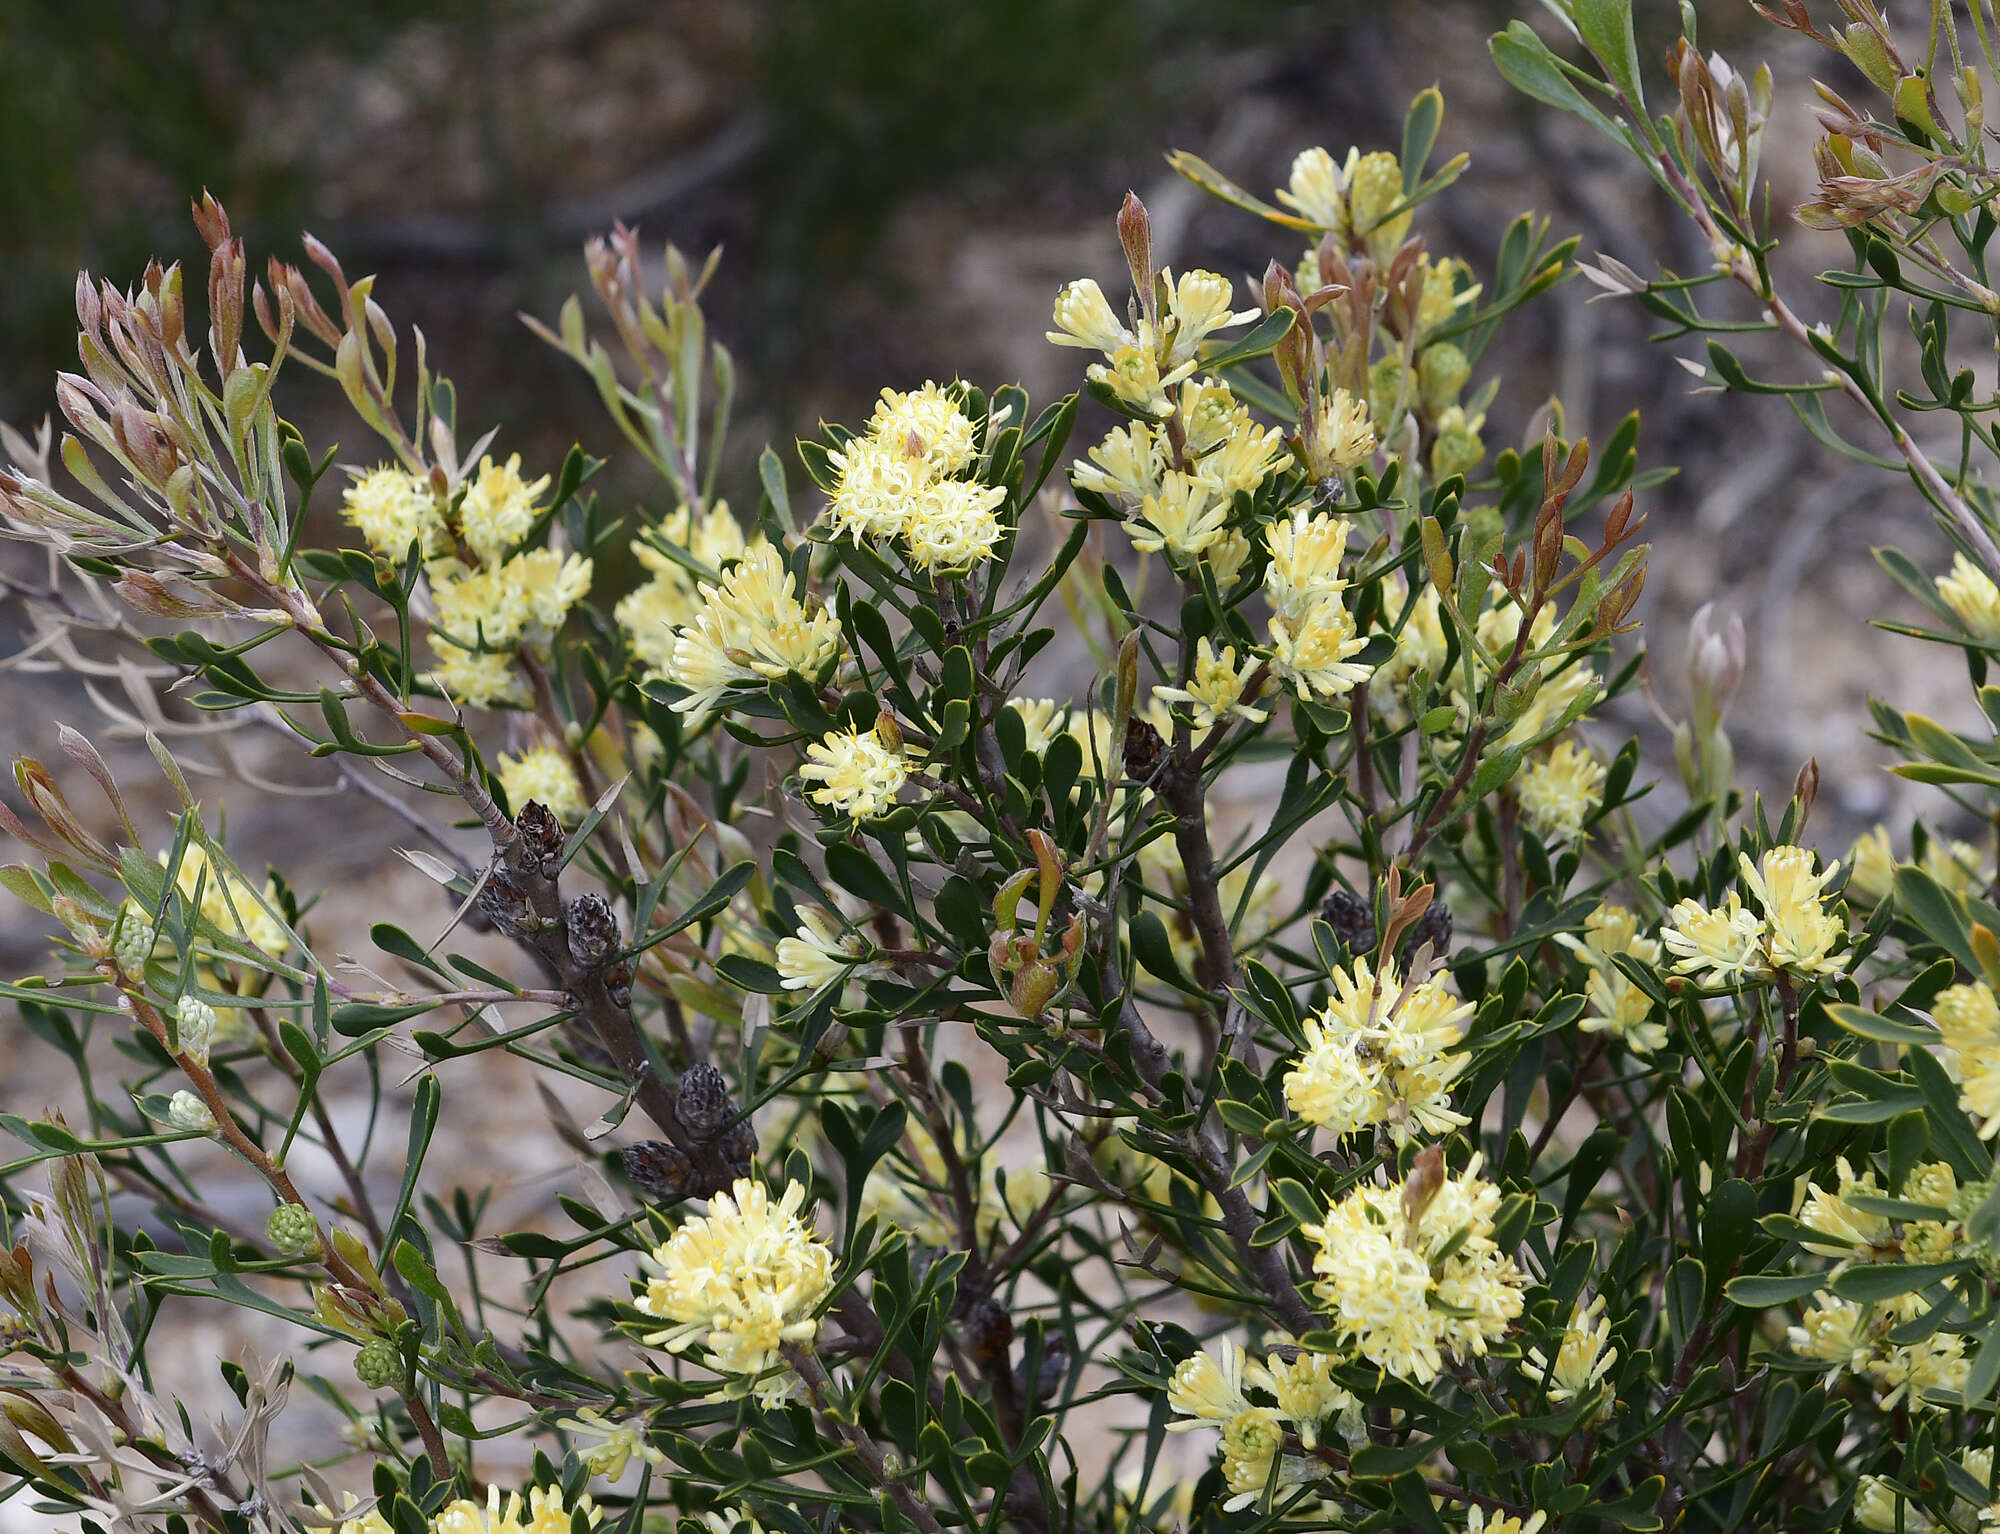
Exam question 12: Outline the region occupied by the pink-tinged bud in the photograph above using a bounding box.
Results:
[111,398,176,486]
[16,758,116,869]
[53,376,107,439]
[300,233,350,311]
[74,271,101,336]
[1687,602,1746,732]
[1794,757,1820,825]
[1117,192,1154,316]
[209,237,245,377]
[115,571,222,619]
[191,189,232,253]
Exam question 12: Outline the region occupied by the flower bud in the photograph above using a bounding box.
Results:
[163,1090,217,1134]
[1687,603,1745,734]
[1117,192,1154,320]
[174,995,217,1067]
[1009,959,1063,1022]
[353,1339,401,1392]
[111,903,155,977]
[266,1202,320,1253]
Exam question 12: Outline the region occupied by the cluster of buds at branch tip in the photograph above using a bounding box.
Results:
[1669,40,1772,222]
[311,1227,407,1341]
[989,830,1086,1024]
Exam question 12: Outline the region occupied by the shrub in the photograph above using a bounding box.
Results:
[7,3,2000,1531]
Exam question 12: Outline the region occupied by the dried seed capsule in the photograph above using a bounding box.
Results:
[621,1140,692,1204]
[565,893,618,967]
[603,958,634,1011]
[675,1063,732,1140]
[1320,889,1374,953]
[1401,897,1453,970]
[1123,715,1164,778]
[476,862,529,933]
[718,1119,758,1175]
[516,800,565,876]
[962,1297,1014,1366]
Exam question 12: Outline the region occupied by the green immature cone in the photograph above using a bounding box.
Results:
[266,1203,319,1253]
[353,1338,401,1392]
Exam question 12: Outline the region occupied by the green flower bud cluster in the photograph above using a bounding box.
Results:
[111,905,155,978]
[266,1202,319,1253]
[353,1338,402,1391]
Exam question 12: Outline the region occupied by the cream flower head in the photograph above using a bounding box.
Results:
[635,1178,834,1407]
[799,722,909,822]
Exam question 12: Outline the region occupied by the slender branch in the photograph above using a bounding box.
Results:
[783,1345,949,1534]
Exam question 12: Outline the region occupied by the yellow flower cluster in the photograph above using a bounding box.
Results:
[662,544,842,721]
[634,1178,835,1407]
[1282,955,1471,1142]
[1853,1448,1992,1533]
[1935,980,2000,1137]
[1517,739,1605,842]
[1050,270,1257,415]
[1789,1289,1969,1409]
[1301,387,1378,482]
[1520,1294,1617,1408]
[1937,551,2000,642]
[775,909,866,993]
[341,465,443,560]
[1153,639,1267,732]
[1847,823,1985,903]
[825,382,1007,572]
[307,1496,393,1534]
[1165,1339,1355,1510]
[1303,1156,1526,1382]
[1264,509,1371,700]
[1276,146,1412,264]
[431,1484,599,1534]
[1078,382,1286,575]
[555,1406,666,1482]
[1661,846,1845,986]
[1555,904,1666,1054]
[341,456,585,709]
[799,721,909,821]
[616,501,755,678]
[497,743,586,824]
[1796,1156,1958,1261]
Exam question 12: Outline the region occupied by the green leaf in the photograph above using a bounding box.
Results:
[824,841,910,917]
[1400,86,1444,194]
[1964,1312,2000,1408]
[1723,1271,1826,1307]
[1129,910,1201,995]
[716,955,788,994]
[1490,22,1623,142]
[1197,306,1295,372]
[1829,1259,1972,1302]
[1572,0,1645,115]
[1826,1001,1939,1046]
[372,922,447,976]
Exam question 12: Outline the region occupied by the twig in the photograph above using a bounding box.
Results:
[783,1345,949,1534]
